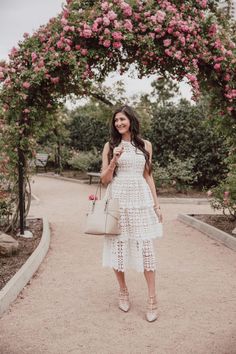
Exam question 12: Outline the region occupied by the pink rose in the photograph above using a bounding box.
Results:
[101,1,109,11]
[34,66,41,73]
[64,45,71,52]
[164,49,172,56]
[103,40,111,48]
[31,52,37,62]
[63,25,70,32]
[214,63,221,71]
[92,22,99,32]
[75,45,81,50]
[23,108,30,113]
[10,46,18,57]
[175,51,182,60]
[38,59,45,68]
[112,31,123,41]
[179,36,186,46]
[122,6,132,17]
[0,72,4,79]
[186,74,197,82]
[124,19,133,32]
[149,33,155,39]
[51,77,60,84]
[61,18,68,25]
[89,194,98,201]
[83,29,92,38]
[114,20,121,29]
[23,82,30,89]
[226,50,233,56]
[57,40,64,49]
[95,17,103,24]
[224,191,230,197]
[200,0,207,9]
[156,10,166,23]
[81,49,88,56]
[107,10,117,21]
[113,42,122,49]
[103,17,110,26]
[163,39,171,47]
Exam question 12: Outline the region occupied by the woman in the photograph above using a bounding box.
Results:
[100,105,163,322]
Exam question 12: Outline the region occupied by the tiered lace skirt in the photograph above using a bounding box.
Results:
[102,174,163,272]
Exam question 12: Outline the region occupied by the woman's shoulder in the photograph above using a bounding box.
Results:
[103,141,110,152]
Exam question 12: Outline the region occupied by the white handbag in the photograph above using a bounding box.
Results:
[85,182,121,236]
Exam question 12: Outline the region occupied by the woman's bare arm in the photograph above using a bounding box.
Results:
[100,142,117,185]
[143,140,163,221]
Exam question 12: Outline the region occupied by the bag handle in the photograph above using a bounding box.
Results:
[93,179,112,202]
[94,180,102,200]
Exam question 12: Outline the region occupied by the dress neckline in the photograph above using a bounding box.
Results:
[121,139,132,143]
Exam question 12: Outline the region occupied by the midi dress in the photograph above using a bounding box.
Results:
[102,140,163,272]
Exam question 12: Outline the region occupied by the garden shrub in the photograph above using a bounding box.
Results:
[68,149,102,172]
[149,100,229,188]
[68,108,110,152]
[152,153,197,192]
[209,151,236,221]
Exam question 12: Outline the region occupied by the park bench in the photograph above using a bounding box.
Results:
[33,153,49,173]
[87,172,101,184]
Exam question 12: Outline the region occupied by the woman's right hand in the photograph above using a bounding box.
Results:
[113,145,124,162]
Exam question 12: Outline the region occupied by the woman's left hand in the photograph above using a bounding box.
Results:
[154,208,163,223]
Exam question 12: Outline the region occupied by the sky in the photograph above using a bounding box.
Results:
[0,0,192,103]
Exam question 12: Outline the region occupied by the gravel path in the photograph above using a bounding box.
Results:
[0,176,236,354]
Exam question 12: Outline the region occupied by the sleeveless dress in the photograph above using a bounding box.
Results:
[102,140,163,272]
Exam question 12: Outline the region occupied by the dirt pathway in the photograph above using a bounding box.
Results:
[0,176,236,354]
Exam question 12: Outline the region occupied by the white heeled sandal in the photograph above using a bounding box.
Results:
[118,288,130,312]
[146,295,158,322]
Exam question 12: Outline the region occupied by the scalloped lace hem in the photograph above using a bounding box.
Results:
[102,238,157,273]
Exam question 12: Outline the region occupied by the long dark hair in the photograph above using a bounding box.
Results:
[108,105,151,174]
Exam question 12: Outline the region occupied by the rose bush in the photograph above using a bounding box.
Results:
[0,1,235,151]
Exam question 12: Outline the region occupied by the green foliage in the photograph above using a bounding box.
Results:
[210,150,236,220]
[166,154,198,191]
[68,149,102,172]
[150,77,180,107]
[68,102,110,151]
[152,162,170,188]
[148,100,229,188]
[152,154,197,192]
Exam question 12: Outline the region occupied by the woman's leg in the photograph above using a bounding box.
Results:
[113,269,130,312]
[113,269,128,290]
[144,270,158,321]
[144,270,156,297]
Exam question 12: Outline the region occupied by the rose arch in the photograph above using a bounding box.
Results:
[0,0,236,232]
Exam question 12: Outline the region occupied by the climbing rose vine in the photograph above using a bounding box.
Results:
[0,0,235,159]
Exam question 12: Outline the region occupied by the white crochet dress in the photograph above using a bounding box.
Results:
[102,140,163,272]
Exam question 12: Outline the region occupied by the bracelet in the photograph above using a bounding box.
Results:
[154,205,161,210]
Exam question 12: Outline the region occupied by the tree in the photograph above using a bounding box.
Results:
[150,77,180,107]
